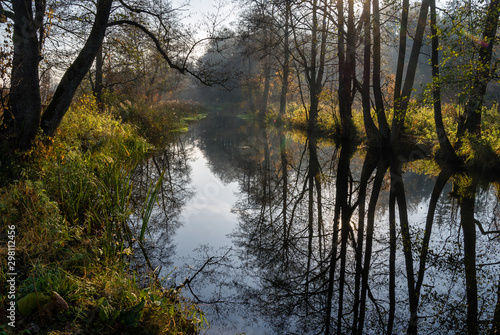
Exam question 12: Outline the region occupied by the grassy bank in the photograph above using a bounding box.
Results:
[0,96,207,334]
[251,101,500,169]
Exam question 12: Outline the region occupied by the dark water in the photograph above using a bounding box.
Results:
[134,113,500,334]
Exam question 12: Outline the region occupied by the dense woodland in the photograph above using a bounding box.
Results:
[0,0,499,154]
[1,0,500,334]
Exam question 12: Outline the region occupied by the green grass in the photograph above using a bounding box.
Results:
[111,98,206,146]
[404,103,500,171]
[275,98,500,170]
[0,95,207,334]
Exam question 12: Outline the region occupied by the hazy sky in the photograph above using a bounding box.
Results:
[173,0,240,30]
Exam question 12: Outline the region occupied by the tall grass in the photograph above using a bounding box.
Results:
[0,95,206,334]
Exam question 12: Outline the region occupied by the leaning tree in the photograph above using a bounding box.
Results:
[0,0,219,151]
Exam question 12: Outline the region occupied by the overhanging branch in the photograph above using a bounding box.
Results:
[108,19,235,89]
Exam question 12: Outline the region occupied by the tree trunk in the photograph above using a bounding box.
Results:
[308,0,319,129]
[393,0,409,105]
[259,56,271,117]
[392,0,431,142]
[335,142,351,335]
[337,0,355,140]
[361,0,381,144]
[280,129,289,268]
[279,0,290,121]
[41,0,113,137]
[387,185,397,334]
[430,0,457,160]
[325,145,347,335]
[9,0,45,150]
[95,45,104,109]
[372,0,390,139]
[415,167,452,301]
[352,149,378,334]
[457,0,500,137]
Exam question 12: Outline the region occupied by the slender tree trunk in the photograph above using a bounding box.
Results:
[336,142,351,335]
[336,0,351,139]
[307,136,318,283]
[316,172,324,259]
[457,0,500,137]
[325,208,340,334]
[280,129,289,268]
[247,58,257,114]
[387,184,397,334]
[308,0,319,129]
[391,157,418,334]
[372,0,390,139]
[306,133,321,321]
[260,57,271,117]
[430,0,457,160]
[393,0,409,104]
[361,0,381,143]
[262,123,271,199]
[337,0,355,139]
[392,0,431,142]
[95,45,104,109]
[279,0,290,121]
[325,145,347,335]
[307,0,328,134]
[41,0,113,137]
[415,168,452,296]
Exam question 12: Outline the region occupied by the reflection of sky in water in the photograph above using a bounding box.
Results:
[175,145,239,259]
[150,116,500,335]
[165,145,269,334]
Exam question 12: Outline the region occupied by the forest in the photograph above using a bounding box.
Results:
[1,0,500,334]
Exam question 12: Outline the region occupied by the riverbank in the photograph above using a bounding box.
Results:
[246,102,500,174]
[0,96,207,334]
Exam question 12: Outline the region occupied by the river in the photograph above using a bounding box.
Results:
[134,112,500,334]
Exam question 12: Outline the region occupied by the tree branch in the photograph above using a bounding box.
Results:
[108,19,235,89]
[0,2,14,21]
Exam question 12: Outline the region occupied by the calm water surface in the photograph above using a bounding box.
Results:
[137,113,500,334]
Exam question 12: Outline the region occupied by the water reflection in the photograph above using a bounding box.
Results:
[140,114,500,334]
[130,136,194,269]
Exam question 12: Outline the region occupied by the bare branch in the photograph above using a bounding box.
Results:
[108,19,236,89]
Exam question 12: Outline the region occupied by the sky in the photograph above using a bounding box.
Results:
[172,0,240,34]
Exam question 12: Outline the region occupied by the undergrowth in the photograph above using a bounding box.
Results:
[265,100,500,170]
[112,98,205,146]
[0,96,207,334]
[405,103,500,171]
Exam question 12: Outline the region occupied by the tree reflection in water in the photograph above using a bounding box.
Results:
[139,115,500,334]
[130,135,194,270]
